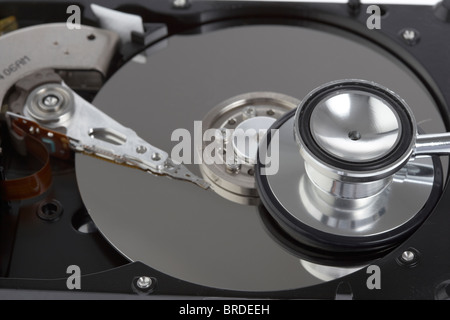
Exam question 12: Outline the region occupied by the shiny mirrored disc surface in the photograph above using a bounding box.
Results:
[75,24,446,291]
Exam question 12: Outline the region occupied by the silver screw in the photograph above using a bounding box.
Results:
[136,276,152,289]
[152,152,161,161]
[401,28,420,46]
[243,107,256,118]
[215,128,231,144]
[136,145,147,154]
[402,30,416,41]
[39,92,64,113]
[43,94,60,107]
[226,158,241,174]
[401,250,415,262]
[173,0,189,8]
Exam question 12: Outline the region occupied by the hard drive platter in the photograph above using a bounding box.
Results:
[76,24,446,291]
[2,0,450,300]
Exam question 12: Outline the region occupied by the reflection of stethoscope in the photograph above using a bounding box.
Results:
[258,205,368,282]
[256,80,446,253]
[300,260,364,282]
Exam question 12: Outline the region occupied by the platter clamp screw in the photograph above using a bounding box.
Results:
[243,106,256,119]
[226,160,241,174]
[136,276,152,289]
[216,128,231,143]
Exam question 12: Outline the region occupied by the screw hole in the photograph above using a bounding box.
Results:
[248,168,254,176]
[348,131,361,141]
[151,153,161,161]
[42,203,58,216]
[228,119,236,126]
[37,200,63,222]
[266,109,275,116]
[87,34,96,41]
[136,145,147,154]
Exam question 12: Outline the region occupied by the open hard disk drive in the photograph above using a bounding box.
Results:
[1,0,450,301]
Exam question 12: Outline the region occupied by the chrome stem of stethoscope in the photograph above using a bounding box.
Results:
[415,133,450,156]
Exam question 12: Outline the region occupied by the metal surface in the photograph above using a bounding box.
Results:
[0,23,119,106]
[1,0,449,300]
[199,92,299,205]
[302,79,450,166]
[136,276,152,289]
[263,116,436,237]
[232,116,276,165]
[24,84,74,125]
[294,80,417,184]
[293,80,421,206]
[63,86,168,169]
[294,80,450,207]
[15,81,208,188]
[299,260,364,282]
[173,0,189,9]
[304,162,393,199]
[75,24,446,291]
[309,90,402,162]
[400,28,421,46]
[91,4,144,44]
[401,250,415,263]
[415,133,450,156]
